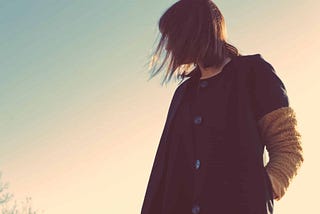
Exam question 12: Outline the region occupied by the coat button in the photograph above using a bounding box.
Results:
[194,116,202,124]
[199,80,208,88]
[192,204,200,214]
[195,159,201,170]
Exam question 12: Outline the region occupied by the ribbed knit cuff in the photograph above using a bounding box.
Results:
[257,106,304,200]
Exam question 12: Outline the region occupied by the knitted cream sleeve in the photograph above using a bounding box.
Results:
[257,106,304,201]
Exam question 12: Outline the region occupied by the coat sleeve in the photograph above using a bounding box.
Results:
[252,55,304,201]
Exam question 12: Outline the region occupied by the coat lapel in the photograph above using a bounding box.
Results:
[163,67,200,140]
[141,77,192,214]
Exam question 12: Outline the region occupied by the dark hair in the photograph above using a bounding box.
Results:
[147,0,241,86]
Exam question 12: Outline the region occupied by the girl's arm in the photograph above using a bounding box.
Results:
[251,54,304,200]
[257,106,304,200]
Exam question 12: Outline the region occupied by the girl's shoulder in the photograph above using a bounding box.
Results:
[236,53,263,64]
[237,53,274,70]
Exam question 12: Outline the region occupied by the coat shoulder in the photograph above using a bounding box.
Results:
[238,53,274,71]
[237,53,263,65]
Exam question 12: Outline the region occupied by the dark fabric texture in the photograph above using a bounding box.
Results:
[141,53,289,214]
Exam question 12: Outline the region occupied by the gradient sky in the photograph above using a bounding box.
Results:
[0,0,319,213]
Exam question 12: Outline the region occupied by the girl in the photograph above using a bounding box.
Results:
[141,0,304,213]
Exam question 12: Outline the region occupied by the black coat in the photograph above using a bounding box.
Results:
[141,53,284,214]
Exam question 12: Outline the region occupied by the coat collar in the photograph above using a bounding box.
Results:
[166,55,239,133]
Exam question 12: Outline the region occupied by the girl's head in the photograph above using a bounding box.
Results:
[148,0,240,85]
